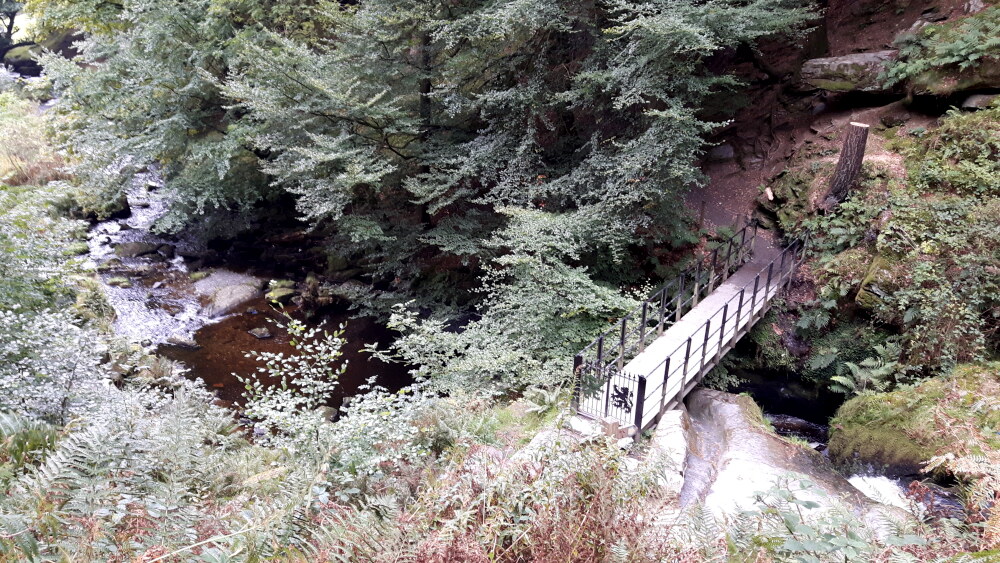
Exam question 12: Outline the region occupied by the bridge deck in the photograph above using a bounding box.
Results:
[624,244,785,428]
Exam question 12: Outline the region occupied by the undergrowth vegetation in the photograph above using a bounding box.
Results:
[767,103,1000,394]
[886,5,1000,94]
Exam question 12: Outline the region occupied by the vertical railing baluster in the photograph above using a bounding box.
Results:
[708,248,719,292]
[572,354,583,410]
[724,238,734,281]
[764,262,774,311]
[717,304,728,361]
[658,288,668,336]
[682,338,692,390]
[639,302,648,352]
[635,376,647,429]
[749,274,761,322]
[618,317,627,371]
[700,320,711,374]
[739,222,748,265]
[692,262,701,307]
[603,369,612,417]
[661,357,671,408]
[596,335,604,377]
[734,288,745,342]
[676,275,685,321]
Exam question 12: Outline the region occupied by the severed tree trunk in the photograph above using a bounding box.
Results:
[821,122,869,212]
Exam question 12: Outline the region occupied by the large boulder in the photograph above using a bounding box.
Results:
[800,51,899,93]
[1,30,80,77]
[647,409,691,496]
[2,45,42,76]
[681,389,908,534]
[193,270,264,317]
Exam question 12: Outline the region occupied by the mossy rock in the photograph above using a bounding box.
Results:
[268,279,296,290]
[106,276,132,288]
[823,247,872,288]
[800,51,899,93]
[265,287,297,304]
[765,165,833,230]
[828,363,1000,477]
[64,242,90,256]
[2,45,42,75]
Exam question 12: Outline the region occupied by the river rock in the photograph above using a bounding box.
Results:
[681,389,908,535]
[193,270,264,317]
[248,327,272,339]
[157,244,176,259]
[800,51,898,93]
[114,241,161,258]
[166,334,200,349]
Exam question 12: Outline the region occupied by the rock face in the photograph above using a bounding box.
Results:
[680,389,907,534]
[800,51,898,93]
[193,271,264,317]
[648,409,691,496]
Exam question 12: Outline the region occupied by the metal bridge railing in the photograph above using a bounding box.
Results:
[572,236,806,431]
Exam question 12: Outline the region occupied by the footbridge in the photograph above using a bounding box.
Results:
[571,221,805,432]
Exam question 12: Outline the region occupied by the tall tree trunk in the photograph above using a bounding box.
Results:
[822,122,869,211]
[2,9,17,42]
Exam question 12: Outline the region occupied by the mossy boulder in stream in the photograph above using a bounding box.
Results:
[828,363,1000,477]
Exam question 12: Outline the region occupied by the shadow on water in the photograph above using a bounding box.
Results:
[158,299,413,408]
[733,368,843,424]
[732,369,844,447]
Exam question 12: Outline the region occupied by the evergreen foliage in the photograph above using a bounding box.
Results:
[37,0,813,279]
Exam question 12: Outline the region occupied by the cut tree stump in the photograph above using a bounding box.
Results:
[821,122,869,211]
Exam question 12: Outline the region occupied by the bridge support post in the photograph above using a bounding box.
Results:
[634,376,647,429]
[734,288,745,342]
[749,274,761,323]
[660,357,670,411]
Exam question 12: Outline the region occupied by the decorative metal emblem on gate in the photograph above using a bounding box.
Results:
[611,385,633,413]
